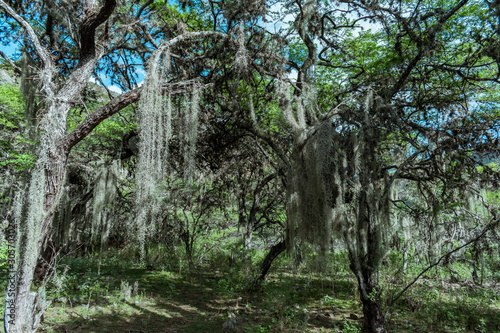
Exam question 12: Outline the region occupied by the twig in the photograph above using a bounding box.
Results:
[383,217,499,322]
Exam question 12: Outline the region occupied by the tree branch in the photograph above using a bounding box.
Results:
[63,79,206,152]
[383,216,499,323]
[0,49,21,75]
[0,0,55,97]
[0,0,52,69]
[79,0,117,61]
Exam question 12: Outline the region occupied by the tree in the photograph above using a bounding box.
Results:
[0,0,250,330]
[266,0,500,332]
[2,0,499,332]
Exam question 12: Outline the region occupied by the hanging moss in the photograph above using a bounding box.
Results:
[17,162,46,294]
[91,160,120,247]
[134,47,204,250]
[288,121,340,253]
[134,50,172,246]
[283,87,394,265]
[281,81,342,254]
[234,22,249,76]
[20,51,39,132]
[52,185,72,246]
[184,88,200,182]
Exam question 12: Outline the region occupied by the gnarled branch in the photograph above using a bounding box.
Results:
[63,78,207,152]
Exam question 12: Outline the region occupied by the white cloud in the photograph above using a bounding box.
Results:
[88,75,124,94]
[136,67,146,76]
[263,3,294,33]
[108,85,123,94]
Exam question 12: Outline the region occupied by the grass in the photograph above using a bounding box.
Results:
[0,250,499,333]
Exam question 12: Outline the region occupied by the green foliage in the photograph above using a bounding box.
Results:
[149,0,213,31]
[0,84,23,119]
[0,242,9,283]
[340,318,361,333]
[0,84,37,171]
[0,152,36,169]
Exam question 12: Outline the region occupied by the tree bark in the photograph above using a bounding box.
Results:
[354,270,386,333]
[350,230,387,333]
[361,298,385,333]
[7,103,69,332]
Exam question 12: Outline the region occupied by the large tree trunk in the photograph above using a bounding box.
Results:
[350,229,387,333]
[0,1,119,330]
[348,179,388,333]
[360,298,385,333]
[354,268,386,333]
[6,100,70,332]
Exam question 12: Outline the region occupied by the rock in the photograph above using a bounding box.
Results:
[349,313,359,320]
[222,315,237,331]
[57,297,67,304]
[132,281,139,296]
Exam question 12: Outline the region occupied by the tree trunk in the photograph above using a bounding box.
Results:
[6,100,69,332]
[248,240,286,291]
[0,0,115,326]
[354,268,386,333]
[402,250,408,275]
[360,297,385,333]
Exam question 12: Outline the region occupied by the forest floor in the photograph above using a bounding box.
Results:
[4,256,500,333]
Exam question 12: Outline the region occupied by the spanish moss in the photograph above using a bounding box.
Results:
[92,160,120,247]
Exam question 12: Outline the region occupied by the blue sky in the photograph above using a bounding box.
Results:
[1,2,380,94]
[1,38,127,94]
[1,43,19,59]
